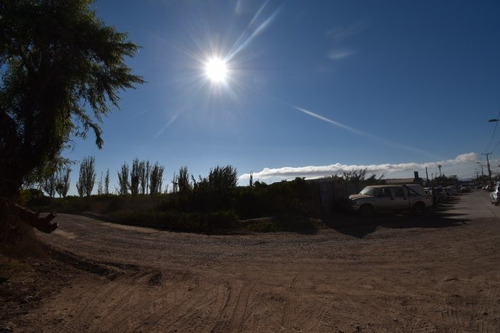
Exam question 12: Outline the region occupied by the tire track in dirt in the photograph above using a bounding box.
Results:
[55,277,132,331]
[439,280,499,333]
[249,289,287,329]
[72,275,162,331]
[442,295,491,332]
[46,268,203,332]
[475,286,499,333]
[98,282,157,331]
[210,281,233,331]
[275,273,334,331]
[230,281,256,331]
[291,298,329,332]
[210,279,256,332]
[280,274,299,330]
[443,302,470,331]
[41,252,156,327]
[125,276,225,332]
[110,269,206,332]
[148,286,225,332]
[402,317,439,332]
[100,271,175,332]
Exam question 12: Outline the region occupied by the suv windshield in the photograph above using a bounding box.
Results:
[360,187,375,196]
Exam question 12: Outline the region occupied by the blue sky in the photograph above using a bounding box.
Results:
[66,0,500,192]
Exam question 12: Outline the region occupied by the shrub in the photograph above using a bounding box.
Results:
[246,219,280,232]
[111,209,238,233]
[245,215,324,233]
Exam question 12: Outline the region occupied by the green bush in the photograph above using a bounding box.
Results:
[111,209,238,233]
[245,215,324,233]
[272,215,325,232]
[246,219,280,232]
[19,188,48,207]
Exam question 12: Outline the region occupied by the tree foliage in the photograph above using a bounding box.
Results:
[149,163,164,195]
[55,167,71,198]
[104,169,110,195]
[97,172,104,195]
[208,165,238,191]
[23,151,72,190]
[76,156,95,197]
[41,166,71,198]
[42,173,57,198]
[130,159,151,196]
[116,159,165,196]
[0,0,144,199]
[175,166,192,194]
[185,165,238,212]
[130,158,141,196]
[140,161,150,195]
[117,163,129,195]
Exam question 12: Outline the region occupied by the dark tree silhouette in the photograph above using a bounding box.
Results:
[0,0,144,232]
[117,163,130,195]
[55,167,71,198]
[76,156,96,197]
[149,163,164,195]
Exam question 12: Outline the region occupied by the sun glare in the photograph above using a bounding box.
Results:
[204,57,228,83]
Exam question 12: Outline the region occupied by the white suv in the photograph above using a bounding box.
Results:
[490,183,500,205]
[349,184,432,216]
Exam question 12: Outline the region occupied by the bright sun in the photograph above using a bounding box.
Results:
[204,57,228,83]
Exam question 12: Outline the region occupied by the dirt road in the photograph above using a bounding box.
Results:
[6,191,500,332]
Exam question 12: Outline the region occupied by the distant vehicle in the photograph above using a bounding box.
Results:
[348,184,433,216]
[460,185,471,193]
[425,187,448,204]
[490,183,500,206]
[445,185,458,195]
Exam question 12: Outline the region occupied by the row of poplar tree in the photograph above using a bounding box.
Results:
[71,156,166,197]
[41,156,238,198]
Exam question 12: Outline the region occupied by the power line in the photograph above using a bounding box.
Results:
[485,110,500,153]
[492,137,500,153]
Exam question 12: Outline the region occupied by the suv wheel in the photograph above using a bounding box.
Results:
[413,202,425,216]
[359,204,374,217]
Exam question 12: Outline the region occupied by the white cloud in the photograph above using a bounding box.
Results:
[325,22,367,62]
[328,49,355,60]
[451,152,477,164]
[239,153,480,184]
[326,22,368,42]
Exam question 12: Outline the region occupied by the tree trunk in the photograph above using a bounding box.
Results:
[15,205,58,233]
[0,152,58,235]
[1,190,59,237]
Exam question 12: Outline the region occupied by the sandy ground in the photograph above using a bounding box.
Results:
[1,191,499,332]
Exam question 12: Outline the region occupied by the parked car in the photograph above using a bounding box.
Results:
[460,185,472,193]
[490,183,500,206]
[348,184,433,216]
[445,185,458,196]
[425,186,448,205]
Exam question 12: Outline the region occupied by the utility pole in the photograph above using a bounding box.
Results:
[477,162,485,187]
[483,152,493,187]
